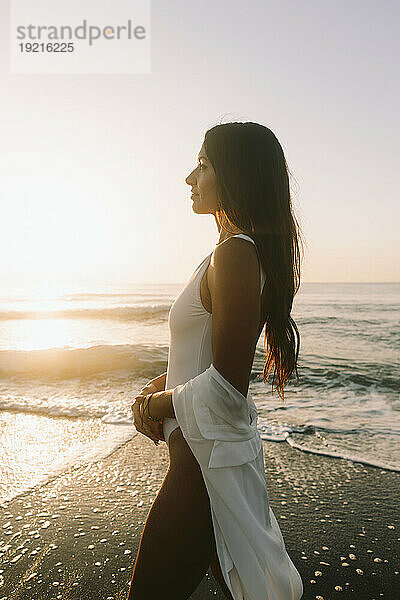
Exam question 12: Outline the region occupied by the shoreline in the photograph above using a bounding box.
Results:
[0,435,399,599]
[2,408,399,511]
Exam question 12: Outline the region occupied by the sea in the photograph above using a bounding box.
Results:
[0,281,399,503]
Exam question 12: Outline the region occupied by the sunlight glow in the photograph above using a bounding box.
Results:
[13,318,73,351]
[1,173,112,282]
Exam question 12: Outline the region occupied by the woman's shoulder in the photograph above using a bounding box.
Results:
[213,233,258,263]
[209,234,260,288]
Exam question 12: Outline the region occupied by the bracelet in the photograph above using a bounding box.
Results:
[142,393,153,420]
[144,393,163,423]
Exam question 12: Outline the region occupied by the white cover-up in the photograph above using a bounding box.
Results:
[172,363,303,600]
[163,234,303,600]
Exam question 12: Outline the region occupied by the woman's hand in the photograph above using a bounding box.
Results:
[131,373,168,444]
[140,381,160,396]
[142,372,166,395]
[131,392,165,444]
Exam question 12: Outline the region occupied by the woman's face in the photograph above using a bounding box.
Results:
[185,142,218,214]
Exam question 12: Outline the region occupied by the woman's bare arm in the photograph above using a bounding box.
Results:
[208,238,261,398]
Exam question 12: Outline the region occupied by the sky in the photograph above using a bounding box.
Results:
[0,0,399,290]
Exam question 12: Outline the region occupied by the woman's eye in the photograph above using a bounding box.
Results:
[198,163,207,170]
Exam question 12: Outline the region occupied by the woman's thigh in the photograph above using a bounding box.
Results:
[128,428,216,600]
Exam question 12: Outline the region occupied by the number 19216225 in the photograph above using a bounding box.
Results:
[19,42,74,52]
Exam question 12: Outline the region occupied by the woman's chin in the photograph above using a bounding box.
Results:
[191,199,212,215]
[191,199,201,213]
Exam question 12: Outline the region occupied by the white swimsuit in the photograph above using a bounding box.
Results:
[163,234,266,445]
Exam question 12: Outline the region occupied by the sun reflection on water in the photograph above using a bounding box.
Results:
[4,317,79,352]
[0,412,118,503]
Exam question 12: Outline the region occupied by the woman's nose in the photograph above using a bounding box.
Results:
[185,168,197,186]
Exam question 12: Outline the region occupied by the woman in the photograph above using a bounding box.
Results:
[129,122,303,600]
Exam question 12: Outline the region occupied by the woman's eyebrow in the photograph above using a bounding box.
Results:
[197,155,207,161]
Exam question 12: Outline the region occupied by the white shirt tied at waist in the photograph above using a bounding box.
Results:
[171,362,304,600]
[173,363,262,468]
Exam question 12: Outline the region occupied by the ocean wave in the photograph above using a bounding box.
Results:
[296,316,400,344]
[62,292,162,299]
[297,315,383,326]
[0,304,171,322]
[257,419,400,472]
[1,342,397,395]
[252,353,400,394]
[294,301,400,314]
[0,394,133,424]
[285,436,400,472]
[294,364,400,393]
[60,291,176,300]
[0,344,168,380]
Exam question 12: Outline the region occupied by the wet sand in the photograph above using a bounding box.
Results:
[0,435,398,599]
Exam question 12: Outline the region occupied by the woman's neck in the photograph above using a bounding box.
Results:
[214,215,245,245]
[217,227,245,245]
[217,231,232,245]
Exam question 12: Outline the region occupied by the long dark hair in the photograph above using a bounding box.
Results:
[204,121,302,399]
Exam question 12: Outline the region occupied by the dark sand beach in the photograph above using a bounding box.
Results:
[0,436,398,600]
